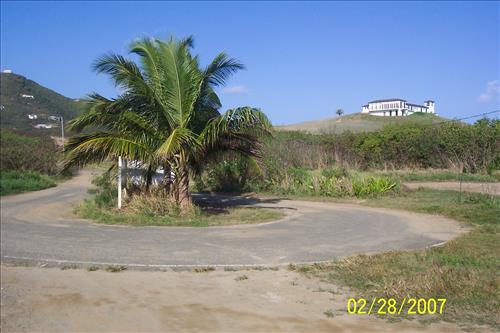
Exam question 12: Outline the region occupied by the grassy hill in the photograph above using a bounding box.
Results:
[0,72,86,133]
[276,112,447,134]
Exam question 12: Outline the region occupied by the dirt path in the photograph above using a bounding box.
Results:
[1,265,475,333]
[404,181,500,195]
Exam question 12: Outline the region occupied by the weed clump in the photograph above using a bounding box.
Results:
[261,167,399,198]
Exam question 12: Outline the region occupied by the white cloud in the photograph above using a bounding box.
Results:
[222,85,248,94]
[477,80,499,103]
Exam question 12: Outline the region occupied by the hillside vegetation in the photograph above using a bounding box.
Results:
[194,119,500,194]
[0,129,62,195]
[277,112,446,134]
[0,72,85,133]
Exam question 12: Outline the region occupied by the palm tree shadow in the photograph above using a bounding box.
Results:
[192,193,294,215]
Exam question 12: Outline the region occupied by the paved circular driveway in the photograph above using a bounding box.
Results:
[1,171,464,269]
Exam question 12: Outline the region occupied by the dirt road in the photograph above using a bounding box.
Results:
[1,266,475,333]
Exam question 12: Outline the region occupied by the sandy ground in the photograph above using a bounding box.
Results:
[403,182,500,195]
[1,265,475,333]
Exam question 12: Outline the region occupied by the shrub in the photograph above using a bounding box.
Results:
[0,130,59,174]
[195,156,262,193]
[89,173,117,208]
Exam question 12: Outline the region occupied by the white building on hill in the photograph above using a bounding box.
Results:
[361,98,435,116]
[33,124,52,129]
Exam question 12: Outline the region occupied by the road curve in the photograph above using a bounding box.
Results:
[1,171,465,269]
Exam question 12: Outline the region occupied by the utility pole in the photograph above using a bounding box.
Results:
[60,116,65,152]
[118,156,122,209]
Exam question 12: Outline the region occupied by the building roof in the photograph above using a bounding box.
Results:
[368,98,406,103]
[424,100,435,103]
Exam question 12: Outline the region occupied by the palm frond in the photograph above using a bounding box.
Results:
[200,107,272,149]
[92,54,150,96]
[156,127,199,159]
[157,38,204,127]
[62,131,155,170]
[204,52,245,87]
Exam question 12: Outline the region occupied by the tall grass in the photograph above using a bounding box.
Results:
[259,167,399,198]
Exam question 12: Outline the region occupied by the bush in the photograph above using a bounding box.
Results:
[84,172,116,207]
[0,130,59,174]
[195,156,262,193]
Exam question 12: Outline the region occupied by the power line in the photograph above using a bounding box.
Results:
[441,109,499,124]
[406,109,500,128]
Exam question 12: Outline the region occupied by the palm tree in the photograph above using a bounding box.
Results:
[63,36,272,209]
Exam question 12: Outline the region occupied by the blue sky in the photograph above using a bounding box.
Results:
[1,1,498,124]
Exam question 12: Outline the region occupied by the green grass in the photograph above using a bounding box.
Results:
[362,189,499,225]
[368,169,500,183]
[75,199,283,227]
[293,189,500,329]
[0,170,56,195]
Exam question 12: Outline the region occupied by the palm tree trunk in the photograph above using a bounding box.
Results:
[163,163,172,194]
[177,164,190,210]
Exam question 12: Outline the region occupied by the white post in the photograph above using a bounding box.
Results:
[60,116,65,152]
[118,156,122,209]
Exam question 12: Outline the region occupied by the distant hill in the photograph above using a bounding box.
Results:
[0,72,85,133]
[276,112,447,134]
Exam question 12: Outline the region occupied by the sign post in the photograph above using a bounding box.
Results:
[118,156,122,209]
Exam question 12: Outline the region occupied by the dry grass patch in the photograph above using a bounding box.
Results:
[294,189,499,329]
